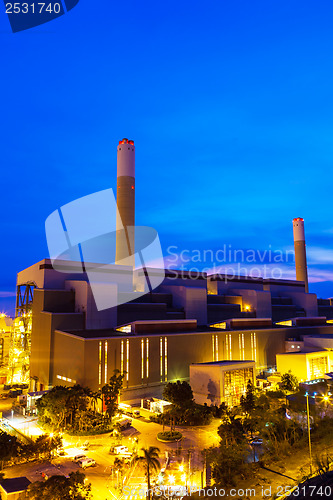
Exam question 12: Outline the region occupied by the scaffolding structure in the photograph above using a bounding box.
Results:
[7,283,35,384]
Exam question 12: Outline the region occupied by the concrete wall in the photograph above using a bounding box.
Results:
[229,288,272,318]
[162,285,207,325]
[50,327,288,393]
[30,289,84,390]
[190,364,222,406]
[65,280,117,329]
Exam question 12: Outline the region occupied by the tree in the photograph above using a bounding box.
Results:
[102,369,125,418]
[240,379,256,414]
[162,381,193,408]
[0,431,19,469]
[217,416,246,447]
[36,384,108,433]
[33,434,62,460]
[280,371,299,392]
[208,443,249,487]
[135,447,160,500]
[24,471,91,499]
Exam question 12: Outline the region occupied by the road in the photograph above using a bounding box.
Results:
[1,408,222,499]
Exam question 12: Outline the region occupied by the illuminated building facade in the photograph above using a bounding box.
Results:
[190,360,255,407]
[276,350,331,382]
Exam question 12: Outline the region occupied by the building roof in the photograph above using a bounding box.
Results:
[191,360,254,366]
[276,349,328,356]
[305,334,333,339]
[0,477,31,493]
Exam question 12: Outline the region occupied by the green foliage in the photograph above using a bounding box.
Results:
[162,380,193,408]
[0,430,19,469]
[135,447,160,500]
[33,434,62,460]
[36,384,110,434]
[150,402,212,426]
[102,369,126,418]
[0,431,63,470]
[240,379,256,414]
[208,444,250,487]
[266,389,286,399]
[25,471,91,499]
[218,416,247,447]
[157,431,182,441]
[280,371,299,392]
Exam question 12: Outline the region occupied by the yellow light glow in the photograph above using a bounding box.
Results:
[179,464,184,472]
[181,474,187,484]
[168,475,175,485]
[323,396,329,402]
[49,432,54,438]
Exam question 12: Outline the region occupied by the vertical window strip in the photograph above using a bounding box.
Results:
[215,335,219,361]
[253,332,257,362]
[141,339,144,381]
[242,334,245,360]
[160,337,163,381]
[126,339,129,382]
[212,335,215,361]
[251,333,254,361]
[146,338,149,378]
[98,341,102,386]
[104,341,108,384]
[226,335,229,361]
[120,340,124,376]
[238,334,242,360]
[164,337,168,381]
[229,334,232,360]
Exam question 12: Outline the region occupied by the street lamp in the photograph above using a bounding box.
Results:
[305,392,313,475]
[168,474,175,485]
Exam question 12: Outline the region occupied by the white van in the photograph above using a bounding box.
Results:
[114,445,129,454]
[78,457,96,469]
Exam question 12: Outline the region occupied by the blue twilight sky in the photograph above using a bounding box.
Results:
[1,0,333,315]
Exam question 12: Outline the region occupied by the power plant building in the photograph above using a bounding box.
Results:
[13,138,333,405]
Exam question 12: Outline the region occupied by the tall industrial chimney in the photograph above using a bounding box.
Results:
[293,217,309,293]
[116,138,135,267]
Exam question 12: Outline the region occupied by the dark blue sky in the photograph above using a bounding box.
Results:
[1,0,333,315]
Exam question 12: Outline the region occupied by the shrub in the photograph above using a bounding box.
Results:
[157,431,182,442]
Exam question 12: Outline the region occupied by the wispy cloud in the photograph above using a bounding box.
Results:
[0,291,16,298]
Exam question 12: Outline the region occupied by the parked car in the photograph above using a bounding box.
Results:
[116,418,132,430]
[73,454,86,463]
[250,437,263,445]
[78,458,96,469]
[132,409,140,418]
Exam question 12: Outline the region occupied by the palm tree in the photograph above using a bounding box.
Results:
[135,446,160,499]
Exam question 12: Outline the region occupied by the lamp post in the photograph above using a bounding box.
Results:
[305,393,313,475]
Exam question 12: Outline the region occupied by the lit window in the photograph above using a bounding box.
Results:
[141,339,144,381]
[104,341,108,383]
[98,341,102,386]
[120,340,124,375]
[126,339,129,382]
[164,337,168,381]
[160,337,163,381]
